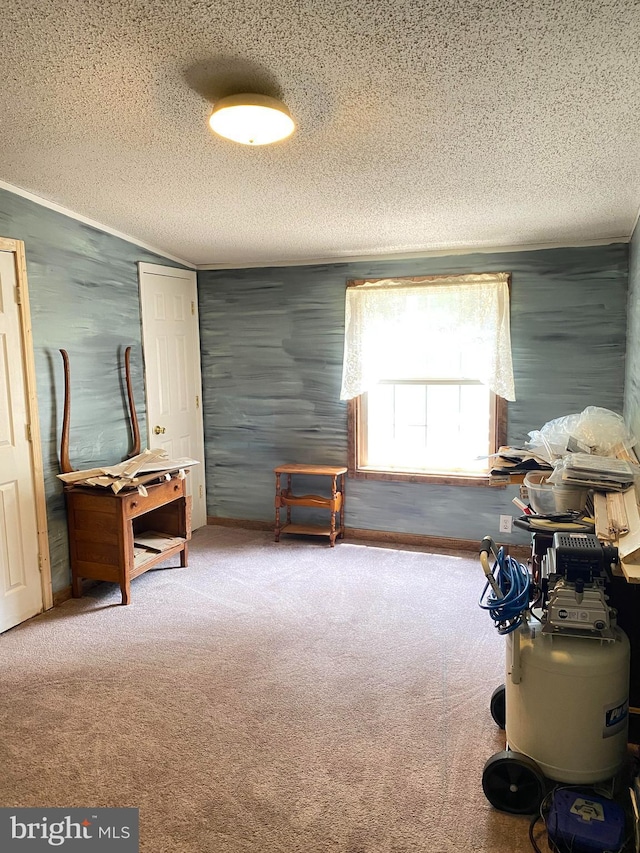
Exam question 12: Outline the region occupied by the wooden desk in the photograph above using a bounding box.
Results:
[65,476,192,604]
[274,464,346,547]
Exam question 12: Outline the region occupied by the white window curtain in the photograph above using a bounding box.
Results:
[340,272,516,401]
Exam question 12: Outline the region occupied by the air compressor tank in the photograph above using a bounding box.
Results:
[505,623,629,784]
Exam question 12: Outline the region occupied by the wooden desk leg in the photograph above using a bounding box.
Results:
[72,572,83,599]
[339,473,345,539]
[120,577,131,606]
[180,542,189,567]
[275,472,281,542]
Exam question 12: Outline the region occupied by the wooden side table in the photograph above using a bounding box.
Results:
[65,476,192,604]
[274,464,347,546]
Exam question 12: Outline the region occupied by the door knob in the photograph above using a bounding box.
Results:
[153,425,166,435]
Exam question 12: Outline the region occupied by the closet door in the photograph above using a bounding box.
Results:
[138,263,206,528]
[0,243,50,632]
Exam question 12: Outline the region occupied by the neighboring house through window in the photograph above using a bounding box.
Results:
[340,272,516,485]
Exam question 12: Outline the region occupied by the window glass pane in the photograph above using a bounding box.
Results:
[394,384,426,438]
[363,382,491,474]
[366,383,394,460]
[459,384,491,455]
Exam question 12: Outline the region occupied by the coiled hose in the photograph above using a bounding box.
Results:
[479,537,531,635]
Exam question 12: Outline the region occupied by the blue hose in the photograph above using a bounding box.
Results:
[479,547,530,635]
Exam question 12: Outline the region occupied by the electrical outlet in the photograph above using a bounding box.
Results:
[499,515,512,534]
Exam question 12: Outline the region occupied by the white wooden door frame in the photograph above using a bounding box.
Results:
[138,262,206,528]
[0,237,53,612]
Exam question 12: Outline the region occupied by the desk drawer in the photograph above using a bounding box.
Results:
[123,478,185,519]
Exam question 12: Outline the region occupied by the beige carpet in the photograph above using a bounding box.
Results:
[1,526,533,852]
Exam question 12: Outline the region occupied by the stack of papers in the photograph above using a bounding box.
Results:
[561,453,636,491]
[57,448,200,494]
[133,531,186,566]
[489,446,552,476]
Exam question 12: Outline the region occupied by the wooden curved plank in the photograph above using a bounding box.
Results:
[124,346,141,458]
[59,348,74,473]
[61,346,141,475]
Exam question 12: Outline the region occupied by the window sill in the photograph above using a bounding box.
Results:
[349,467,506,487]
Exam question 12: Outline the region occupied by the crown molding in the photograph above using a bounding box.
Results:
[0,179,195,268]
[196,235,629,271]
[630,203,640,243]
[0,177,630,272]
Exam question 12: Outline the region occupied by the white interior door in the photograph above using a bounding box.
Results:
[0,249,45,632]
[138,263,206,528]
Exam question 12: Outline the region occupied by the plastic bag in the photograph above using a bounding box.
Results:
[525,406,635,464]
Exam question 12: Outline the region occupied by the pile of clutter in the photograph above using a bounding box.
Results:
[497,406,640,581]
[57,448,199,496]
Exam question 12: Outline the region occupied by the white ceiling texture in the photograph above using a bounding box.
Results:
[1,0,640,267]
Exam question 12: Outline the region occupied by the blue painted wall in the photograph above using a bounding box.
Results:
[0,188,185,592]
[199,244,629,544]
[1,181,630,590]
[624,220,640,444]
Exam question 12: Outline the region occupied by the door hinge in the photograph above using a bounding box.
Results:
[26,423,33,442]
[191,300,195,316]
[196,395,200,409]
[15,286,22,305]
[199,485,203,499]
[38,553,43,572]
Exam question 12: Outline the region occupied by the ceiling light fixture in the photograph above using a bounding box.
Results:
[208,93,295,146]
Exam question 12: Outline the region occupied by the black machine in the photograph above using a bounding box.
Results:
[540,533,619,640]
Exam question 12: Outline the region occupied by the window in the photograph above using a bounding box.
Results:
[341,273,515,485]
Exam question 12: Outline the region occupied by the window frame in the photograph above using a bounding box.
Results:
[348,390,507,486]
[344,275,509,487]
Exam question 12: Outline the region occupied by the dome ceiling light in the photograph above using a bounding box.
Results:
[208,93,295,146]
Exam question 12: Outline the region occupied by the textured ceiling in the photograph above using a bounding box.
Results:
[1,0,640,266]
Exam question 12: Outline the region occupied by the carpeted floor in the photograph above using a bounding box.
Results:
[1,526,534,852]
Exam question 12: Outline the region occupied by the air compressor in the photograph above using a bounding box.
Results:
[479,532,630,818]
